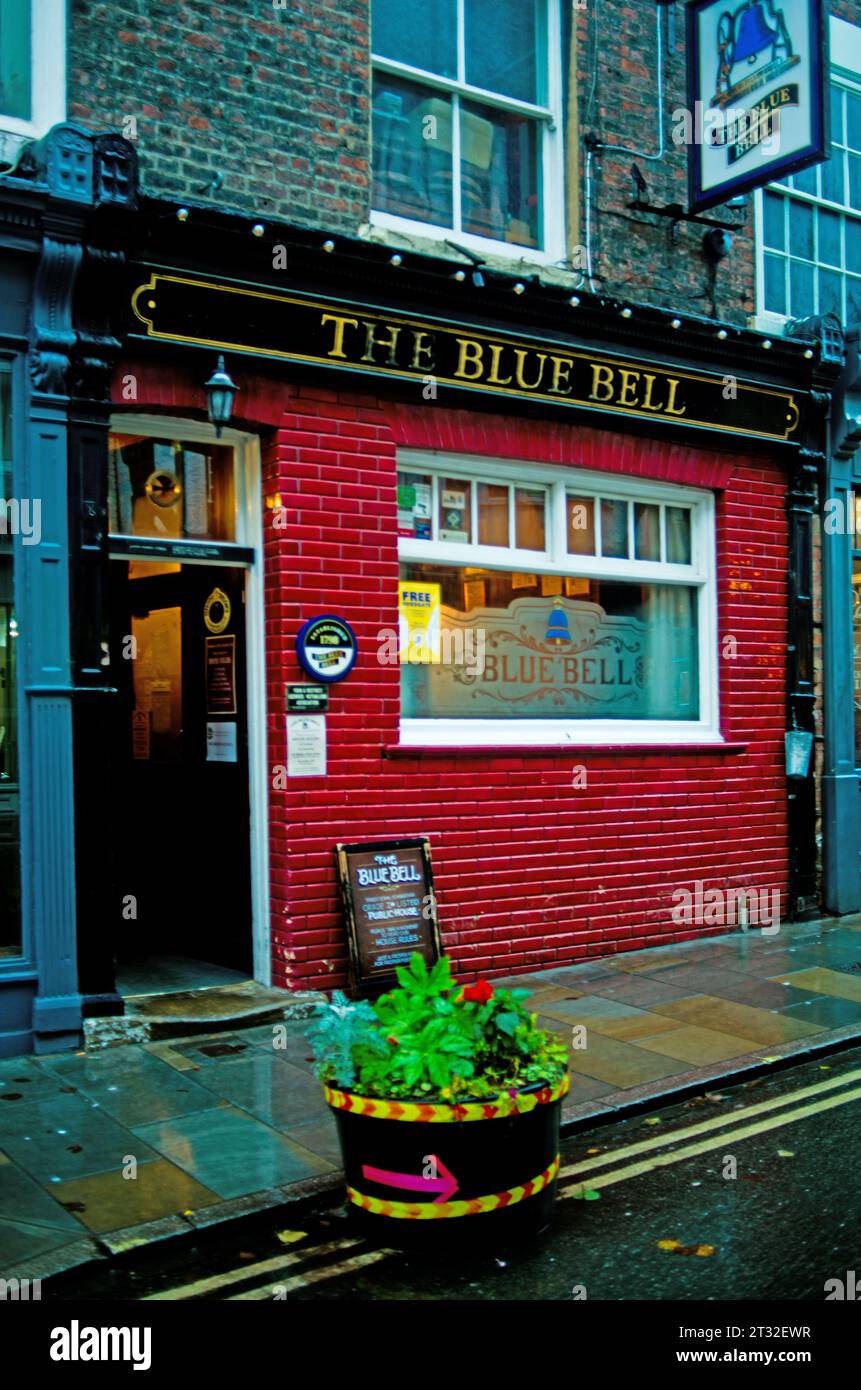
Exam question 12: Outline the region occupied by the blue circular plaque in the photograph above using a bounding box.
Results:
[295,614,358,683]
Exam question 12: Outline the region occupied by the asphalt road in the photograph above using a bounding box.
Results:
[53,1043,861,1304]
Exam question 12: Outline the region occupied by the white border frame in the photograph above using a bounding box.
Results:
[107,414,271,987]
[397,450,720,747]
[752,15,861,332]
[0,0,66,140]
[369,0,566,265]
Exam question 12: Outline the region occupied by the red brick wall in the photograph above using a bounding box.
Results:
[110,363,790,991]
[264,390,789,992]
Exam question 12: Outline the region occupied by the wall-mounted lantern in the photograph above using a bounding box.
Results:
[205,355,238,438]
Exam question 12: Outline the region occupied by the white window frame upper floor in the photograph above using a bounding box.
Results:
[369,0,566,266]
[0,0,66,150]
[397,450,721,748]
[753,16,861,334]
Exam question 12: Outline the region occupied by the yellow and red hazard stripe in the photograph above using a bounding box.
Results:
[324,1074,569,1123]
[347,1155,561,1220]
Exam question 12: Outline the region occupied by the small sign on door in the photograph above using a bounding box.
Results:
[206,721,238,763]
[206,635,237,715]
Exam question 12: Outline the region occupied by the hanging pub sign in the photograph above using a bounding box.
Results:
[336,837,441,994]
[295,614,358,683]
[686,0,827,212]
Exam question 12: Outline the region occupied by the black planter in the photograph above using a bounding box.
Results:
[325,1076,568,1251]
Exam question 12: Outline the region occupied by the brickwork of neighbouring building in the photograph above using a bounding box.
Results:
[68,0,371,233]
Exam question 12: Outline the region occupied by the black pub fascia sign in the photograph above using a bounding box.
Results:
[131,272,801,444]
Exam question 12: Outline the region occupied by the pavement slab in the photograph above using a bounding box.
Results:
[650,993,826,1044]
[770,966,861,1004]
[49,1159,221,1235]
[132,1104,335,1199]
[0,1095,164,1185]
[40,1048,228,1128]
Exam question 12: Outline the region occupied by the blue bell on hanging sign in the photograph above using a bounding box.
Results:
[732,2,776,65]
[785,729,813,779]
[546,607,571,645]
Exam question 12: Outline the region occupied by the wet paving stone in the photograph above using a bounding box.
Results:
[557,1032,690,1088]
[156,1034,254,1067]
[688,976,815,1010]
[0,1218,92,1267]
[563,1072,622,1105]
[770,967,861,1004]
[779,994,861,1029]
[0,1154,88,1236]
[653,994,825,1044]
[40,1047,227,1127]
[288,1115,342,1167]
[49,1159,220,1235]
[189,1051,330,1130]
[639,963,760,993]
[0,1094,162,1185]
[635,1024,761,1065]
[132,1105,335,1198]
[0,1058,76,1105]
[587,974,692,1007]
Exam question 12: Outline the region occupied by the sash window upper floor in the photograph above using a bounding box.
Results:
[0,0,66,164]
[370,0,565,264]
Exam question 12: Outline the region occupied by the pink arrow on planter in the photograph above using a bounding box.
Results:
[362,1155,459,1203]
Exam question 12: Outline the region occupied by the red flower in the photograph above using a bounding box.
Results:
[386,1035,399,1046]
[461,980,494,1004]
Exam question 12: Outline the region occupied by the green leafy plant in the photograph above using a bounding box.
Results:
[304,991,388,1090]
[307,954,568,1102]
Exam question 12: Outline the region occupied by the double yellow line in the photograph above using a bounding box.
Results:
[559,1064,861,1197]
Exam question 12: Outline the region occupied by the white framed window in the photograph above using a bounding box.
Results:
[396,452,720,747]
[370,0,565,264]
[754,18,861,331]
[0,0,66,155]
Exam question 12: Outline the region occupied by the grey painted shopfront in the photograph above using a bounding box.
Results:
[0,126,137,1054]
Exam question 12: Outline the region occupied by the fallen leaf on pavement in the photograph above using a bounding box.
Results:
[658,1239,716,1257]
[777,1150,794,1158]
[277,1229,307,1245]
